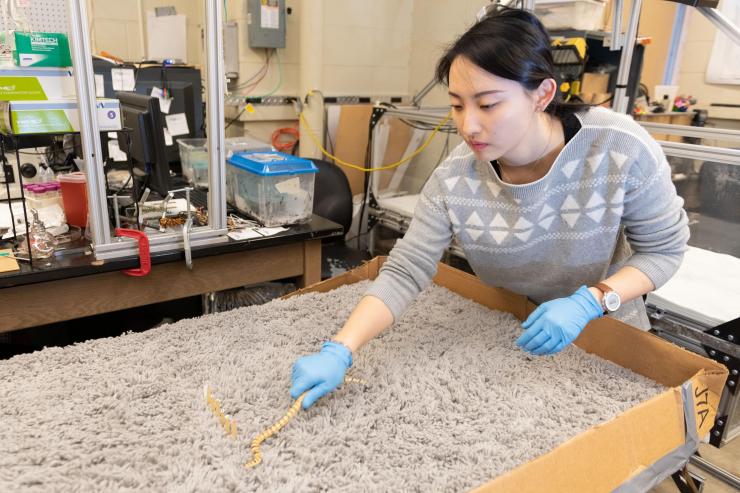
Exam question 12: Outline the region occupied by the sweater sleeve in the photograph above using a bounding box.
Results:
[364,168,453,322]
[621,134,690,289]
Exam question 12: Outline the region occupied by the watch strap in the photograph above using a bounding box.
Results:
[594,282,614,296]
[594,282,616,313]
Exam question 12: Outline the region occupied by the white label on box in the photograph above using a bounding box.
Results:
[261,5,279,29]
[163,127,173,146]
[275,177,301,195]
[111,68,136,91]
[165,113,189,137]
[150,86,173,114]
[94,74,105,98]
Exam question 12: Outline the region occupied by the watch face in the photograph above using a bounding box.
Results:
[604,292,621,312]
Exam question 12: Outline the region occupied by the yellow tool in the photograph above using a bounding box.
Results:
[551,37,587,101]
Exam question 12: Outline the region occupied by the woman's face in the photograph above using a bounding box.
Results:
[448,56,540,162]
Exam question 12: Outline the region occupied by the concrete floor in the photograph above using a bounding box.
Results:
[651,439,740,493]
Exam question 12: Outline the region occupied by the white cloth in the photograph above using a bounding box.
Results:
[647,246,740,326]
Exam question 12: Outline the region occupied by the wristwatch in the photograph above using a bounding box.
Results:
[593,282,621,313]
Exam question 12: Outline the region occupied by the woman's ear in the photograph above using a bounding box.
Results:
[533,78,558,111]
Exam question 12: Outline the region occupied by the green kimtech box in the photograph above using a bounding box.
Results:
[0,66,76,100]
[11,31,72,68]
[0,99,122,134]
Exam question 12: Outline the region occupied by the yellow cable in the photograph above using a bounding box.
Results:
[298,109,452,173]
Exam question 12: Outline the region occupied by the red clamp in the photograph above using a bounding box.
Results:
[115,228,151,277]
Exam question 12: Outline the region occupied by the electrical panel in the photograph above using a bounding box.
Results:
[246,0,286,49]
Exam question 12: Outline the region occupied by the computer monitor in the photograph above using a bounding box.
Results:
[116,92,170,198]
[129,66,204,164]
[91,61,204,165]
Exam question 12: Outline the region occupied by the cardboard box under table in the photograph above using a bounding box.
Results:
[288,257,728,493]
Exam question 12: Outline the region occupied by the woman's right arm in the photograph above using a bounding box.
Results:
[290,152,461,408]
[332,295,394,351]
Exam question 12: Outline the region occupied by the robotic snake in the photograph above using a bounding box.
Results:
[205,376,369,469]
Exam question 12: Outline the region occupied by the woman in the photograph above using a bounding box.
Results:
[291,7,689,409]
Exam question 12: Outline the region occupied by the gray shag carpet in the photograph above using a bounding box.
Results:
[0,281,666,492]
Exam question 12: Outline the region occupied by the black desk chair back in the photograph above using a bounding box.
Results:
[310,158,371,279]
[311,158,353,239]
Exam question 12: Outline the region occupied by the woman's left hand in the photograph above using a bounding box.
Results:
[516,286,603,355]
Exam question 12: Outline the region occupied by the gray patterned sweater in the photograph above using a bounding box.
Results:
[365,107,689,330]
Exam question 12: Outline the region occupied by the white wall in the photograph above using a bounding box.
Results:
[322,0,413,97]
[676,9,740,123]
[223,0,413,98]
[407,0,482,106]
[90,0,204,65]
[90,0,419,98]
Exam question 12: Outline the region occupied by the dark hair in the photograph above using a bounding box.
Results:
[435,6,588,119]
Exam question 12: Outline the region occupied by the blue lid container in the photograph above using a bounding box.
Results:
[227,151,318,176]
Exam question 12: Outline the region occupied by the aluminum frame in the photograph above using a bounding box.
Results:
[639,122,740,143]
[610,0,624,51]
[625,5,740,170]
[658,141,740,167]
[365,105,463,259]
[67,1,229,261]
[613,0,642,114]
[698,6,740,48]
[68,0,108,248]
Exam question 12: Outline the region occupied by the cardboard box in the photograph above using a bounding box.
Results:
[288,257,728,492]
[580,92,613,108]
[581,72,610,95]
[535,0,608,31]
[0,66,76,101]
[11,31,72,68]
[0,98,122,134]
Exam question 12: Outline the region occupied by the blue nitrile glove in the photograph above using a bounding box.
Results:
[290,341,353,409]
[516,286,603,356]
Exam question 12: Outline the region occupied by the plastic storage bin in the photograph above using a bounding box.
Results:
[535,0,607,31]
[226,151,318,227]
[177,136,271,189]
[58,172,88,227]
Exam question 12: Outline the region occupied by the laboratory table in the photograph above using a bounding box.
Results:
[0,215,343,333]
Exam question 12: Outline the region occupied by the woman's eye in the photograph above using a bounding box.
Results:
[480,103,497,110]
[450,105,463,111]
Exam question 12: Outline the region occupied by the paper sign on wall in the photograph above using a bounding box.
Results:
[165,113,189,137]
[107,140,128,162]
[150,86,172,114]
[261,6,279,29]
[111,68,135,91]
[94,74,105,98]
[163,127,173,146]
[147,12,187,62]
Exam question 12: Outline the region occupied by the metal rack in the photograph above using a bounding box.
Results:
[0,129,132,267]
[364,105,465,259]
[0,0,235,266]
[64,1,229,262]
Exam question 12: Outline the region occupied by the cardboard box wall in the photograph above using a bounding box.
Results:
[288,257,728,493]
